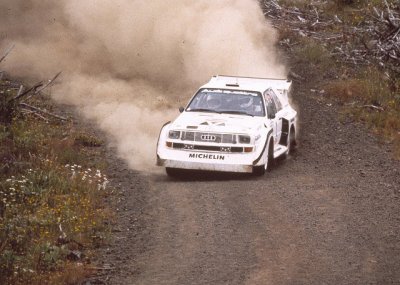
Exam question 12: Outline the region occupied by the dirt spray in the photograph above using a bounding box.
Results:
[0,0,285,170]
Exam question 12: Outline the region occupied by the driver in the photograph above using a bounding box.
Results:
[239,96,254,108]
[206,93,222,109]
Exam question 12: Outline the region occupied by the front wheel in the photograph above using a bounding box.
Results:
[166,167,180,177]
[253,165,266,176]
[253,140,274,176]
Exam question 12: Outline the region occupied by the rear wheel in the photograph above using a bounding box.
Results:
[287,127,296,155]
[283,127,296,159]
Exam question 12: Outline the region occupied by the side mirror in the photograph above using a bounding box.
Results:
[268,113,275,119]
[179,106,184,113]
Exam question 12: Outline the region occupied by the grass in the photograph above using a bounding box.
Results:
[0,84,111,284]
[275,0,400,158]
[325,68,400,157]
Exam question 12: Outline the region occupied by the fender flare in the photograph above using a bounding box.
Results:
[252,129,273,166]
[156,121,171,151]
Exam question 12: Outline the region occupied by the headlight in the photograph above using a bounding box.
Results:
[168,130,181,139]
[238,135,251,144]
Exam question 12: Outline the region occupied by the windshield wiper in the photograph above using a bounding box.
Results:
[220,110,254,117]
[187,108,221,114]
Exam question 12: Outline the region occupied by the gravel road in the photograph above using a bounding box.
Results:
[88,80,400,285]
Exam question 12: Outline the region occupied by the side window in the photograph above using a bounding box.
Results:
[269,89,282,111]
[264,91,277,119]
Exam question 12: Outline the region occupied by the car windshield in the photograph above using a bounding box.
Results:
[186,89,265,117]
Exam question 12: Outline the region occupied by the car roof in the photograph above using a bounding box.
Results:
[200,75,291,94]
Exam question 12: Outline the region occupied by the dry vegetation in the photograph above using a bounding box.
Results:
[0,78,111,284]
[264,0,400,157]
[0,1,399,283]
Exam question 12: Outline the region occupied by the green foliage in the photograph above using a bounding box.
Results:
[74,133,104,147]
[0,115,110,284]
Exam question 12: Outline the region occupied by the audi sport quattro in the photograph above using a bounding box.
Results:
[156,75,297,176]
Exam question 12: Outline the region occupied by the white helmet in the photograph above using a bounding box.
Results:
[239,96,253,108]
[206,94,221,109]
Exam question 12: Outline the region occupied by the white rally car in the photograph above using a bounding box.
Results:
[156,75,297,176]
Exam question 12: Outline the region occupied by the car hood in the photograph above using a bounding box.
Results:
[170,112,265,134]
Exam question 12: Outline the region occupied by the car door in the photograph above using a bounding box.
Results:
[269,89,284,143]
[263,91,280,145]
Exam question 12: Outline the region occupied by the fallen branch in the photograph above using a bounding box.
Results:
[19,103,67,121]
[11,82,43,102]
[288,70,304,81]
[11,71,62,102]
[35,72,62,94]
[87,265,115,271]
[0,238,8,253]
[21,109,49,122]
[362,104,385,112]
[25,71,62,101]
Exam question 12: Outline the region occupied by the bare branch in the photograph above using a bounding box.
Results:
[25,71,62,101]
[11,71,62,102]
[11,82,43,102]
[19,103,67,121]
[21,109,49,122]
[362,105,385,112]
[17,85,24,97]
[35,71,62,94]
[0,44,15,64]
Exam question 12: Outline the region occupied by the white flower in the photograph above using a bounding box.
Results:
[101,180,109,190]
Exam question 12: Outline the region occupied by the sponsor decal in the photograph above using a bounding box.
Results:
[189,153,225,160]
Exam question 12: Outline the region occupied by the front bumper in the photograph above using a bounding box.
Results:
[157,156,253,173]
[156,124,268,173]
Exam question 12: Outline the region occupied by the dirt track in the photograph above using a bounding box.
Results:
[87,80,400,285]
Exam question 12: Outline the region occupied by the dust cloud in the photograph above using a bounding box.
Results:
[0,0,285,170]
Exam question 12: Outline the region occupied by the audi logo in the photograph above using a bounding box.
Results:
[201,135,216,141]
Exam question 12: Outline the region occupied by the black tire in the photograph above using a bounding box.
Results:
[283,127,296,159]
[266,140,274,171]
[166,167,180,177]
[288,127,296,155]
[253,165,266,176]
